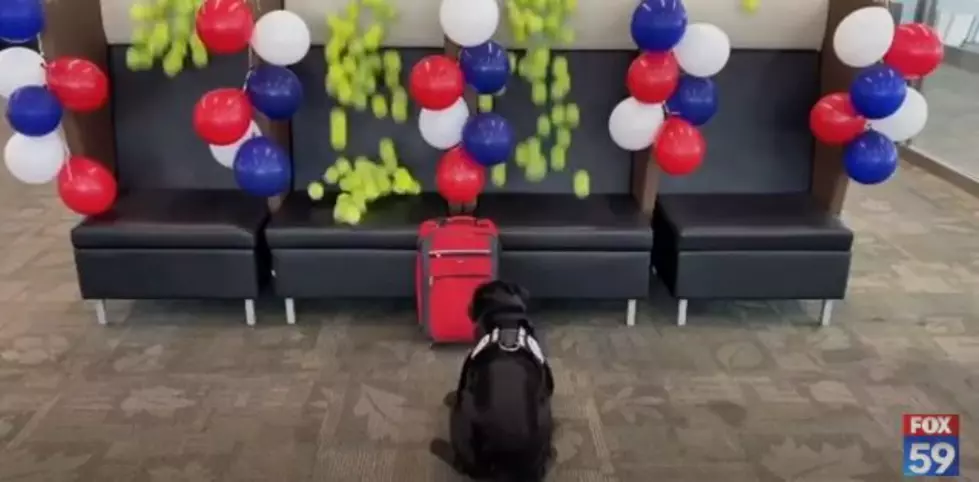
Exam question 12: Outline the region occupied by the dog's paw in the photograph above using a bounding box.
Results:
[442,391,457,407]
[428,439,455,466]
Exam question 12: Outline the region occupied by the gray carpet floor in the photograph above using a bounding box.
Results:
[0,162,977,482]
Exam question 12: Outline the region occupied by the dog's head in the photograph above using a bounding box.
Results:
[468,280,529,330]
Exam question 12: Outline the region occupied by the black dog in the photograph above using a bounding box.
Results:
[431,280,555,481]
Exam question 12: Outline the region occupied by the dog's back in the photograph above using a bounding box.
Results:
[473,353,551,481]
[482,353,546,457]
[445,280,554,481]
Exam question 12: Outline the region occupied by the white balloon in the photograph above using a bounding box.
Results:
[0,47,46,99]
[674,23,731,78]
[608,97,666,151]
[210,121,261,168]
[869,88,928,142]
[439,0,500,47]
[419,98,470,150]
[833,7,895,68]
[4,132,67,185]
[250,10,311,66]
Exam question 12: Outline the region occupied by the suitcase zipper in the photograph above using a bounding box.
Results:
[430,249,492,256]
[429,273,488,286]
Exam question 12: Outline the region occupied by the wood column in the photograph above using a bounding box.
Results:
[810,0,884,215]
[444,37,477,213]
[632,148,659,218]
[40,0,116,172]
[252,0,290,151]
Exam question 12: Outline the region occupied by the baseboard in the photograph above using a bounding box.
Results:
[900,145,979,198]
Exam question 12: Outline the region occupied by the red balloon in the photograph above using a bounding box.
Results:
[409,55,465,110]
[436,147,485,204]
[627,52,679,104]
[654,118,705,176]
[45,57,109,113]
[196,0,255,54]
[884,23,944,79]
[193,88,252,145]
[810,92,866,145]
[57,156,117,216]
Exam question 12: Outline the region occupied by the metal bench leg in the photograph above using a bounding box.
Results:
[677,299,688,327]
[626,299,637,326]
[245,299,256,326]
[819,300,834,327]
[93,300,108,325]
[285,298,296,325]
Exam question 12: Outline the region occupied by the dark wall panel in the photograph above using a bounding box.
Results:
[108,45,819,196]
[109,46,250,190]
[290,48,636,194]
[491,50,634,194]
[290,48,444,192]
[658,51,820,194]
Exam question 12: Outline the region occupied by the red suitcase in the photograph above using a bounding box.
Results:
[416,216,499,343]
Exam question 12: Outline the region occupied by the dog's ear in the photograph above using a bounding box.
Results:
[507,282,529,303]
[468,281,491,322]
[467,298,478,322]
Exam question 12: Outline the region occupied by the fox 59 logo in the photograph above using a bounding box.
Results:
[902,414,959,477]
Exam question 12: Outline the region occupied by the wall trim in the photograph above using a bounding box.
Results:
[900,144,979,198]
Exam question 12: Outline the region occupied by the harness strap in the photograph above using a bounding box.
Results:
[470,327,545,364]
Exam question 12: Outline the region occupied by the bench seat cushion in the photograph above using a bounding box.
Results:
[71,190,269,249]
[266,193,446,249]
[656,193,853,252]
[266,193,652,251]
[476,194,651,250]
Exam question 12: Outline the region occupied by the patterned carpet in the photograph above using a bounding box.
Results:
[0,163,977,482]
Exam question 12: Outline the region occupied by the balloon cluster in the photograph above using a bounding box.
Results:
[610,0,730,176]
[309,0,421,226]
[191,0,311,197]
[811,7,943,185]
[126,0,209,76]
[406,0,516,206]
[1,0,117,216]
[502,0,590,197]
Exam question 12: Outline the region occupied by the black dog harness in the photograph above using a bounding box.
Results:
[468,327,545,364]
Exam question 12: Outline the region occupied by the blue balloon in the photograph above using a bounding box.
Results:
[630,0,687,52]
[462,113,515,167]
[844,130,898,185]
[233,137,292,197]
[245,65,304,120]
[0,0,44,43]
[5,86,62,137]
[459,41,510,95]
[849,65,907,120]
[666,75,718,126]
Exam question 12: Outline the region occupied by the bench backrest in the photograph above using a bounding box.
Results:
[92,0,843,197]
[108,48,251,190]
[288,0,830,195]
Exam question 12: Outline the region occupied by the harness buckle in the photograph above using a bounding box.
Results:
[496,328,521,352]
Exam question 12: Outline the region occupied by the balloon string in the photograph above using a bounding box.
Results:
[35,34,46,63]
[243,0,261,89]
[32,33,74,178]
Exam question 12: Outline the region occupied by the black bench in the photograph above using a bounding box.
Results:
[72,190,269,324]
[652,193,853,326]
[269,47,651,324]
[266,193,651,325]
[646,50,855,326]
[69,49,270,325]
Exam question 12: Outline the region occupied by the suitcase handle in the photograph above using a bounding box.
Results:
[438,216,479,226]
[429,249,492,256]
